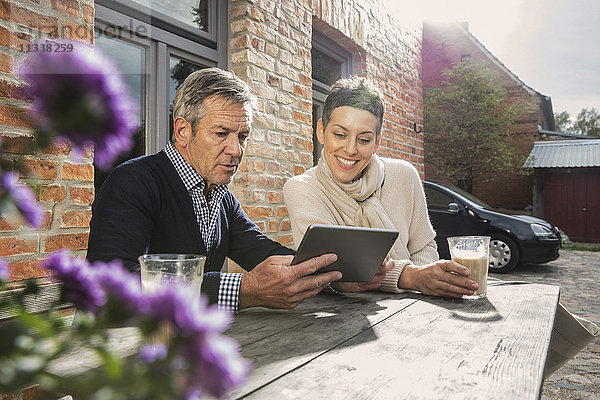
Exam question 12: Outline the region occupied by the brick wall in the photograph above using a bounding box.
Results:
[0,0,94,281]
[422,21,542,209]
[229,0,423,249]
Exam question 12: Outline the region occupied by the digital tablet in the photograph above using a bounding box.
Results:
[291,224,399,282]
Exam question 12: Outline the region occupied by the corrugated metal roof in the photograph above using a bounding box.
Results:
[525,139,600,168]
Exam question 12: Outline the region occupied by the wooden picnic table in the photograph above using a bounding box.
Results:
[45,281,560,400]
[226,281,560,400]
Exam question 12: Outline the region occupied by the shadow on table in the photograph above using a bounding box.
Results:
[414,294,504,323]
[227,291,408,365]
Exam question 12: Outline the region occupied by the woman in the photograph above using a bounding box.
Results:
[283,77,478,297]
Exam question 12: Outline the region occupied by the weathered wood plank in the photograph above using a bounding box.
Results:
[0,282,71,322]
[241,284,559,400]
[225,291,421,399]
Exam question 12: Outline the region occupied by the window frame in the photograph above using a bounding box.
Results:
[311,30,352,96]
[311,30,352,164]
[94,0,227,155]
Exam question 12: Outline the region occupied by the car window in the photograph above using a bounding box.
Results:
[425,187,454,208]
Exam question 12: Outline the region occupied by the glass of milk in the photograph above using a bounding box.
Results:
[447,236,490,299]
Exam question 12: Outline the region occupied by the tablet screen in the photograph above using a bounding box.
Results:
[291,224,399,282]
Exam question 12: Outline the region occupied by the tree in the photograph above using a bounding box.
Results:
[554,110,572,132]
[572,107,600,136]
[424,62,528,193]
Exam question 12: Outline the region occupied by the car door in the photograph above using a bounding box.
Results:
[424,184,473,258]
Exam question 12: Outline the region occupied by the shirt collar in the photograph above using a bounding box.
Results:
[163,142,228,195]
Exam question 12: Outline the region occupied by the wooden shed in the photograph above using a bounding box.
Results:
[526,138,600,243]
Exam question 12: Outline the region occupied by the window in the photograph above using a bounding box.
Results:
[311,30,352,164]
[93,0,226,189]
[424,187,455,208]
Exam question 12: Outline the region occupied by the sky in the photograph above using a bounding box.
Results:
[384,0,600,121]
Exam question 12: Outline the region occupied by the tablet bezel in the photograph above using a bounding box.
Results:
[291,224,399,282]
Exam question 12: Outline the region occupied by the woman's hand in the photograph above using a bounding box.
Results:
[399,260,479,298]
[330,256,395,293]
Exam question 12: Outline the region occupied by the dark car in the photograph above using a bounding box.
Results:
[424,181,561,273]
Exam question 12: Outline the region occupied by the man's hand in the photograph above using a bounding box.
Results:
[399,260,479,298]
[238,254,342,310]
[331,256,395,293]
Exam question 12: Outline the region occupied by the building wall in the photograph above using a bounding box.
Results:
[229,0,423,249]
[0,0,94,281]
[422,21,541,210]
[0,0,423,278]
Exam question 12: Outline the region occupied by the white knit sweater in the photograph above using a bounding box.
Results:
[283,157,438,293]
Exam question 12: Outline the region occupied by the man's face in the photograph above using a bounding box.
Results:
[174,95,252,190]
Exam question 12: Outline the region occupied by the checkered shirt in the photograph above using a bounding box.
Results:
[164,142,242,313]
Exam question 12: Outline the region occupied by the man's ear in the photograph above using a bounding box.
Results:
[173,117,191,147]
[316,118,325,145]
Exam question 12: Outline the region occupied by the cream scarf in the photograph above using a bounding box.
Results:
[315,154,401,259]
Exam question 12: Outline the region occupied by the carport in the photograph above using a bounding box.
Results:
[525,139,600,243]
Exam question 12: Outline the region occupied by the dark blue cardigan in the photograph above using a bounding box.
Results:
[87,151,294,304]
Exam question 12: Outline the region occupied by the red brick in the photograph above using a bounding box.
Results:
[252,160,265,173]
[4,2,59,36]
[21,384,43,400]
[50,0,79,17]
[277,206,288,218]
[281,219,291,231]
[65,21,93,44]
[8,259,48,281]
[0,80,28,101]
[0,25,31,48]
[60,209,92,228]
[268,220,278,232]
[238,159,249,172]
[293,110,304,122]
[0,0,9,20]
[0,215,23,231]
[255,220,266,232]
[230,34,250,50]
[1,135,35,153]
[44,232,89,252]
[62,162,93,181]
[245,206,274,219]
[267,191,280,203]
[0,53,11,73]
[83,3,94,24]
[294,165,306,176]
[20,160,58,180]
[40,141,71,155]
[276,234,293,246]
[0,104,31,127]
[0,237,38,256]
[251,190,265,203]
[70,186,94,205]
[39,184,66,203]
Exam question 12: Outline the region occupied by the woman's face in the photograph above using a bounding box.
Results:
[317,106,379,183]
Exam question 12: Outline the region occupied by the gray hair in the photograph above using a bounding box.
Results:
[172,67,257,135]
[322,76,385,138]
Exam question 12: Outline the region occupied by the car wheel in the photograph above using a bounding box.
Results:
[489,234,520,273]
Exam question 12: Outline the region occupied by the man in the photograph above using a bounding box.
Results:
[87,68,342,312]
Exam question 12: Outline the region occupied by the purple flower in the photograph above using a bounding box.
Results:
[148,285,231,335]
[0,257,9,281]
[19,40,138,170]
[92,259,146,314]
[139,343,167,363]
[41,251,105,312]
[0,171,46,228]
[188,333,251,398]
